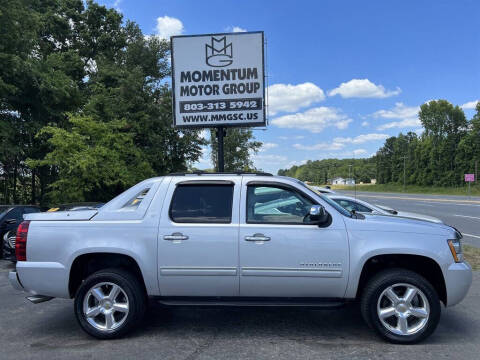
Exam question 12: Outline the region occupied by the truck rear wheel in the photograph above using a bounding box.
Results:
[360,268,441,344]
[74,268,146,339]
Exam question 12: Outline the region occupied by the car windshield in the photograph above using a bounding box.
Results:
[292,180,352,217]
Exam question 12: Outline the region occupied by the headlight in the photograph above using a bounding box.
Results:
[448,238,463,262]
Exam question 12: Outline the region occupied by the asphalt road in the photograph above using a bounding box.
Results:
[0,260,479,360]
[337,190,480,247]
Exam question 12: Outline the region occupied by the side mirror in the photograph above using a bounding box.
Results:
[5,218,17,225]
[309,205,329,225]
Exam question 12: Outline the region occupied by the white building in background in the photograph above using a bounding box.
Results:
[331,177,356,185]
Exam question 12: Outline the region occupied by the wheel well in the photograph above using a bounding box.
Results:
[356,254,447,305]
[69,253,147,298]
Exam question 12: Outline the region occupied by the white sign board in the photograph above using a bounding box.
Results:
[171,32,265,128]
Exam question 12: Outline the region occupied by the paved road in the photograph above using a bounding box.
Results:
[337,190,480,247]
[0,260,479,360]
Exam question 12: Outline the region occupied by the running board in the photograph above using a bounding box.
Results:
[26,295,54,304]
[157,297,345,308]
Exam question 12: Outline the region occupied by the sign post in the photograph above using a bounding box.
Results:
[465,173,475,197]
[171,32,266,172]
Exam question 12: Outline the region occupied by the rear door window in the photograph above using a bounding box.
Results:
[170,184,234,223]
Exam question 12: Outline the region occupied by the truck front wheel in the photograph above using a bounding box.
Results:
[74,268,146,339]
[360,268,441,344]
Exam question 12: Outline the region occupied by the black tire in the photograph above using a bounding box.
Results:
[360,268,441,344]
[74,268,146,339]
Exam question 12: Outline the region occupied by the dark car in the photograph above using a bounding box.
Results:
[0,205,42,260]
[47,202,104,212]
[2,229,17,261]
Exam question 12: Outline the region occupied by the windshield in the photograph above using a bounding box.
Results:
[292,179,352,217]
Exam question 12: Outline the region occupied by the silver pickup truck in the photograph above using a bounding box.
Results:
[9,173,472,343]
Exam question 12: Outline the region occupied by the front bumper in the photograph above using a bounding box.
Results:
[445,261,472,306]
[9,271,24,291]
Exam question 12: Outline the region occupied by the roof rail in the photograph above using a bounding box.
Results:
[168,171,273,176]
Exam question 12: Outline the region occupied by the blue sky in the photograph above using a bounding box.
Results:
[100,0,479,173]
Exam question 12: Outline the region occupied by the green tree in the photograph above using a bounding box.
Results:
[209,128,262,171]
[1,0,205,204]
[419,100,467,186]
[28,114,154,203]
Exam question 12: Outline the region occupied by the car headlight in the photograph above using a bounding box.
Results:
[447,238,463,263]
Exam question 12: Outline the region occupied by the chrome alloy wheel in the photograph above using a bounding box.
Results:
[83,282,129,332]
[377,283,430,336]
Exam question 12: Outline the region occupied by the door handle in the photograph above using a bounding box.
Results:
[244,233,271,242]
[163,232,189,241]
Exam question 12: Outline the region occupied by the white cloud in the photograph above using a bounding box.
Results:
[373,102,421,130]
[377,118,421,130]
[278,135,304,140]
[259,142,278,152]
[252,154,288,164]
[334,133,389,144]
[293,142,345,151]
[199,129,210,140]
[113,0,122,12]
[461,100,479,110]
[293,133,387,152]
[320,149,370,159]
[155,16,184,40]
[353,149,368,156]
[285,159,308,168]
[193,147,211,168]
[328,79,401,99]
[361,121,369,127]
[232,26,247,33]
[373,102,419,119]
[268,82,325,115]
[271,106,352,133]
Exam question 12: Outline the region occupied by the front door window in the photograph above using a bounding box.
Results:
[246,185,314,224]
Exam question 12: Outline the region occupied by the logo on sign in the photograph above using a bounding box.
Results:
[205,37,233,67]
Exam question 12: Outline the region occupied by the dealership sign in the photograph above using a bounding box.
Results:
[171,32,265,128]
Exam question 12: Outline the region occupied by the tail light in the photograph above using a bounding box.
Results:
[16,221,30,261]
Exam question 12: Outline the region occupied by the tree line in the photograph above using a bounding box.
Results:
[278,158,377,184]
[376,100,479,186]
[279,100,480,187]
[0,0,260,205]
